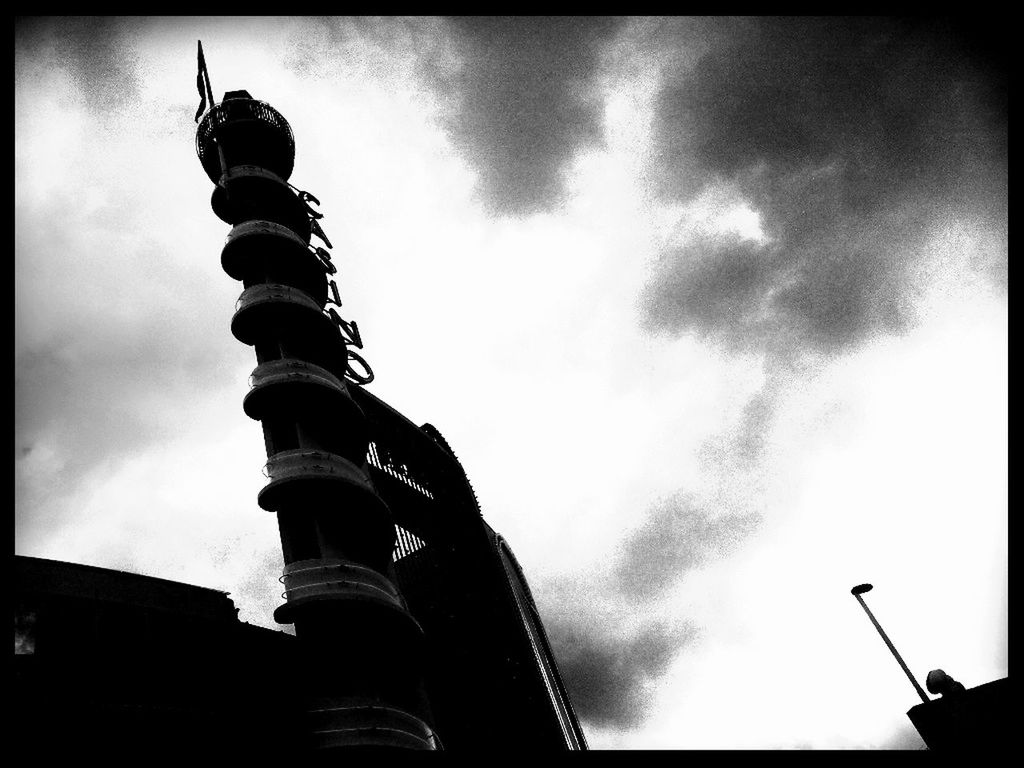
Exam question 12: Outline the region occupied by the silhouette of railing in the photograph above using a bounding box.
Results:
[196,97,295,184]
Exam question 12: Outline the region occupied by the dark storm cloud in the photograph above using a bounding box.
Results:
[441,16,622,215]
[14,192,234,548]
[15,326,230,548]
[16,16,142,115]
[615,493,759,601]
[541,20,1005,735]
[278,16,624,216]
[610,376,779,604]
[282,15,456,81]
[15,311,225,477]
[643,215,916,355]
[643,235,780,352]
[643,17,1007,357]
[536,476,759,728]
[633,15,1006,622]
[547,614,697,729]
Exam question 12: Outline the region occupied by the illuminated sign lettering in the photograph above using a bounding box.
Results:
[297,188,374,386]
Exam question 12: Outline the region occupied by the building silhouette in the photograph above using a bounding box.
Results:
[14,77,586,755]
[13,554,299,758]
[906,676,1009,750]
[13,409,587,753]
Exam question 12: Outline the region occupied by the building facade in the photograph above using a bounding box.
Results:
[12,82,588,755]
[14,395,588,753]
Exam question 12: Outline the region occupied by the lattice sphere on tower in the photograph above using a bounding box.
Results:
[196,90,296,184]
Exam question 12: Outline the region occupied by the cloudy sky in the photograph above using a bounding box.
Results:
[15,17,1006,749]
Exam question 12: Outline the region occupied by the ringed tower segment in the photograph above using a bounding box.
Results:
[196,87,437,752]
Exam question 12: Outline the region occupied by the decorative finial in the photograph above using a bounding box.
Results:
[195,41,214,123]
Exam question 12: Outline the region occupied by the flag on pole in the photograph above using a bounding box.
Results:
[195,41,213,122]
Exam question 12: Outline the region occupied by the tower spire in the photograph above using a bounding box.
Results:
[195,75,436,752]
[194,40,215,123]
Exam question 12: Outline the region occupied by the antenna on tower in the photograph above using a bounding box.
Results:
[195,40,215,123]
[194,41,229,183]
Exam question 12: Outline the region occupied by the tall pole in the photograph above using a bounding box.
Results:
[194,52,436,752]
[850,584,930,704]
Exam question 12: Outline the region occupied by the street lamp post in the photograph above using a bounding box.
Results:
[850,583,930,704]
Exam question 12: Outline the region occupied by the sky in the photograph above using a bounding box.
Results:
[14,16,1007,750]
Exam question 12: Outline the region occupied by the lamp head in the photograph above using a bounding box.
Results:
[851,583,873,595]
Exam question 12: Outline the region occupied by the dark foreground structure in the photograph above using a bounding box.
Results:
[14,555,297,757]
[13,75,586,754]
[851,583,1009,751]
[906,677,1009,751]
[14,403,586,753]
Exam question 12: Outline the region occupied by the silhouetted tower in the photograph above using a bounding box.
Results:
[195,83,437,751]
